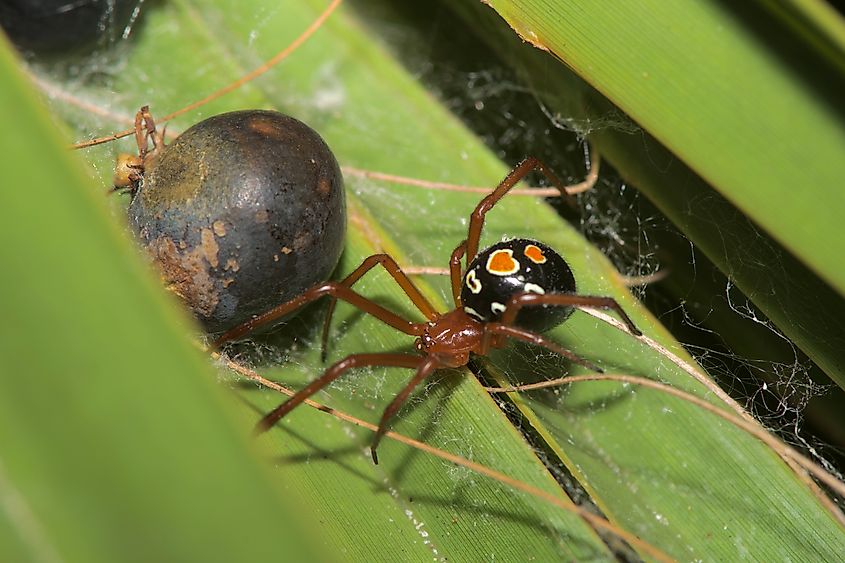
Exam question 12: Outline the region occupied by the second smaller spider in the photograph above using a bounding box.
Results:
[215,155,642,464]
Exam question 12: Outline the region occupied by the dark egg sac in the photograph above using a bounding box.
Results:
[460,238,576,333]
[128,110,346,334]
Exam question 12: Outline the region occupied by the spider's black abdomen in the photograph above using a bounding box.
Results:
[460,238,576,333]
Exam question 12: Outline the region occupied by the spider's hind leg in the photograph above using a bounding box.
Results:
[485,323,604,374]
[501,293,642,337]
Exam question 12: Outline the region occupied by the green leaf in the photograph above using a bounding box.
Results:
[5,0,844,560]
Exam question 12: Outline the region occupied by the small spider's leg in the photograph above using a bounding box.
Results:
[370,355,441,465]
[140,106,165,151]
[465,155,597,261]
[254,353,422,434]
[321,254,439,362]
[133,107,148,158]
[214,282,426,347]
[485,324,604,373]
[501,293,643,337]
[449,241,467,307]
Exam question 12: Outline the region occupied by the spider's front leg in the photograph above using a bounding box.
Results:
[449,240,467,307]
[213,281,425,347]
[320,253,438,361]
[253,352,423,435]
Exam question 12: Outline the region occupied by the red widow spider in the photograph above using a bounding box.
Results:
[214,157,642,464]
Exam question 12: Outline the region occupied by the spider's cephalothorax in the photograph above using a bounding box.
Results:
[460,238,576,333]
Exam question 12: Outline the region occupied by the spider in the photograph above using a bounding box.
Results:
[214,157,642,464]
[112,106,162,192]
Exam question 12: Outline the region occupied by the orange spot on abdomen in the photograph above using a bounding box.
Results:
[487,249,519,275]
[524,244,547,264]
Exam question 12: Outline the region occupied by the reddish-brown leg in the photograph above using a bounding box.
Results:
[137,105,164,156]
[500,293,642,337]
[133,107,147,157]
[449,241,467,307]
[370,355,442,464]
[321,254,439,361]
[254,353,423,434]
[213,282,425,347]
[466,157,585,262]
[484,324,603,373]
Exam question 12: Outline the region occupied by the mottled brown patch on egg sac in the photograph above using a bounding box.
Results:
[141,144,207,206]
[293,231,313,251]
[212,220,227,237]
[280,246,292,255]
[146,236,219,318]
[224,258,240,272]
[254,209,269,224]
[316,174,332,198]
[247,116,285,138]
[200,228,220,268]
